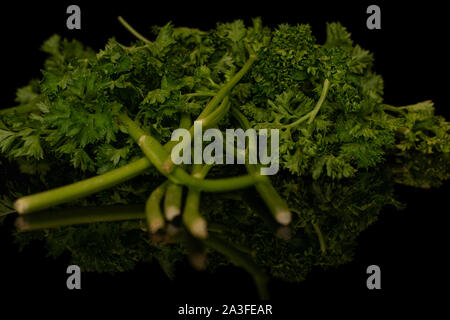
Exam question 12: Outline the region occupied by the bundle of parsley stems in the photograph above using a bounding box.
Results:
[10,17,295,242]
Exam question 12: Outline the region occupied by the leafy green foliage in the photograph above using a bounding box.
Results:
[1,19,448,288]
[2,20,447,179]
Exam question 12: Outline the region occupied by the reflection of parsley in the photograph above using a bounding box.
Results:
[1,18,449,298]
[13,219,184,278]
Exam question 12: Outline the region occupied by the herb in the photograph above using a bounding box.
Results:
[1,18,448,298]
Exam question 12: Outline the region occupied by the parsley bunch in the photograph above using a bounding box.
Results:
[1,18,448,298]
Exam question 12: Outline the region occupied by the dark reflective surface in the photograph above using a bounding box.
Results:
[1,152,447,299]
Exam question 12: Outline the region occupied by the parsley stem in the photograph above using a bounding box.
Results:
[14,157,150,214]
[198,53,257,119]
[383,104,406,115]
[162,96,230,173]
[164,182,183,221]
[185,92,216,99]
[285,112,311,128]
[145,182,168,233]
[118,113,169,173]
[232,107,292,225]
[251,173,292,225]
[285,78,330,128]
[182,164,211,239]
[163,113,191,221]
[117,16,152,45]
[178,112,192,130]
[307,79,330,124]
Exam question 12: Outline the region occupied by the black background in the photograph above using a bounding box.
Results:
[0,0,448,316]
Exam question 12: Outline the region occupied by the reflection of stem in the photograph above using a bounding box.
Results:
[311,221,327,255]
[15,204,145,231]
[15,204,270,298]
[203,234,269,300]
[242,189,291,240]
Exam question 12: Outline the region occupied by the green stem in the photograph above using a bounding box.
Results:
[15,204,145,231]
[185,92,216,99]
[182,164,212,239]
[250,174,292,225]
[307,79,330,124]
[162,96,230,172]
[183,188,206,238]
[178,112,192,131]
[164,182,183,221]
[203,234,269,300]
[383,104,406,115]
[231,107,292,225]
[145,182,168,233]
[198,53,257,119]
[117,16,152,45]
[182,173,260,192]
[193,163,213,178]
[163,96,230,155]
[118,113,168,173]
[285,113,311,128]
[164,113,191,220]
[198,95,231,129]
[285,78,330,128]
[14,157,150,214]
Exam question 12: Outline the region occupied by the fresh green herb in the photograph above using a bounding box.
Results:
[1,18,448,298]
